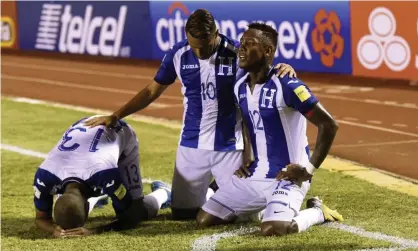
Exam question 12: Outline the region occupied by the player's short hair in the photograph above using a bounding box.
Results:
[185,9,217,39]
[54,193,87,230]
[248,22,278,48]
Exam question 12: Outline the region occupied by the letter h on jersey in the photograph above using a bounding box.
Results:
[217,57,234,76]
[261,88,276,108]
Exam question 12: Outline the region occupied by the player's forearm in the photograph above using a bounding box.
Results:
[242,119,252,157]
[309,121,338,168]
[92,217,139,234]
[35,218,56,234]
[113,84,162,119]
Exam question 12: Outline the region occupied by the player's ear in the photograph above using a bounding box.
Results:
[265,45,274,57]
[214,29,219,37]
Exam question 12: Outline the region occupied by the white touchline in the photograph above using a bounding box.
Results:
[191,227,259,251]
[2,74,183,101]
[0,143,157,186]
[3,61,182,85]
[316,94,418,110]
[4,61,417,110]
[191,223,418,251]
[6,96,418,139]
[332,139,418,148]
[3,61,155,81]
[7,96,183,130]
[337,120,418,138]
[4,143,418,251]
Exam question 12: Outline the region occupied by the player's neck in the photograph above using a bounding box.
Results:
[249,63,271,87]
[65,183,88,198]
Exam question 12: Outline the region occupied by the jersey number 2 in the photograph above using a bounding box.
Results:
[58,128,104,152]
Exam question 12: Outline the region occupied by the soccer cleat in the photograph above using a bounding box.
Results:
[151,180,172,209]
[306,196,344,222]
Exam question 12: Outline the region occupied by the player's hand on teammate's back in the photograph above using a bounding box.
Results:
[274,63,297,78]
[84,115,118,128]
[276,163,313,186]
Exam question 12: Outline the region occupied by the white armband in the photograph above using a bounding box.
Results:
[305,162,317,175]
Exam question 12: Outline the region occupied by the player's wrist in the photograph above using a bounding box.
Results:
[305,162,317,175]
[111,113,120,121]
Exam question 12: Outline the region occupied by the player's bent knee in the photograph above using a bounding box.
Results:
[196,209,215,228]
[196,209,229,228]
[261,221,297,237]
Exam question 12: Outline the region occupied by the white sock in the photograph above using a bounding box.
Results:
[146,189,168,209]
[293,208,325,232]
[206,188,215,201]
[143,189,169,218]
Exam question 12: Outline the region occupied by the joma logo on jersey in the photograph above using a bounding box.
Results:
[182,64,198,70]
[35,3,130,57]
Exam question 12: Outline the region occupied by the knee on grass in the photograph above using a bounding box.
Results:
[196,209,230,228]
[260,221,298,237]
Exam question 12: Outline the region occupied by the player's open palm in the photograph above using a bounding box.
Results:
[276,163,312,186]
[84,115,117,128]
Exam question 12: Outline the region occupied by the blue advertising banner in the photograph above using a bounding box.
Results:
[149,1,352,73]
[17,1,152,59]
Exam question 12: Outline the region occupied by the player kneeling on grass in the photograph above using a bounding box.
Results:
[33,116,171,237]
[196,23,344,236]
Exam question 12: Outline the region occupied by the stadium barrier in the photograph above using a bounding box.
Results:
[3,1,417,80]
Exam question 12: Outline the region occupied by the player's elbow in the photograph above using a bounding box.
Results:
[148,81,168,99]
[320,117,339,135]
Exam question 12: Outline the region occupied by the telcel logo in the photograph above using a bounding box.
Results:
[155,2,312,61]
[36,3,130,57]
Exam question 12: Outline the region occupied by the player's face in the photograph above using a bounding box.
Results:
[186,30,219,60]
[238,29,264,70]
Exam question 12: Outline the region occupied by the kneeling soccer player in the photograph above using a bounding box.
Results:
[196,23,344,236]
[33,116,171,237]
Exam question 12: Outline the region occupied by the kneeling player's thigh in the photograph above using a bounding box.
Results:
[263,180,310,222]
[118,145,143,200]
[202,176,264,221]
[172,146,213,209]
[211,150,242,187]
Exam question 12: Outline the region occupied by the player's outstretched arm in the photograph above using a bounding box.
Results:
[304,103,339,170]
[84,81,168,128]
[60,199,148,237]
[91,199,149,234]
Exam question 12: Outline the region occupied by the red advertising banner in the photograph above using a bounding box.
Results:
[351,2,418,80]
[1,1,19,49]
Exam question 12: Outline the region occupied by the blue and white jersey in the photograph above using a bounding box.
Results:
[154,34,244,151]
[234,69,319,179]
[33,116,138,214]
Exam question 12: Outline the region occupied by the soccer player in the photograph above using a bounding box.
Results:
[33,116,171,237]
[196,23,343,236]
[84,9,297,220]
